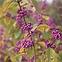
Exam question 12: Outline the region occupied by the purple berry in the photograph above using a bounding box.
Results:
[51,29,62,40]
[15,38,34,52]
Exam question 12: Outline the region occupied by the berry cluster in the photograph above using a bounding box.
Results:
[15,38,34,52]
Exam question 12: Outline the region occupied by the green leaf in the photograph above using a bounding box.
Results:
[10,54,21,62]
[56,40,62,45]
[10,55,17,62]
[43,32,51,40]
[13,30,22,40]
[8,2,18,14]
[46,48,59,62]
[58,52,62,62]
[0,0,13,17]
[0,0,4,5]
[27,47,34,58]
